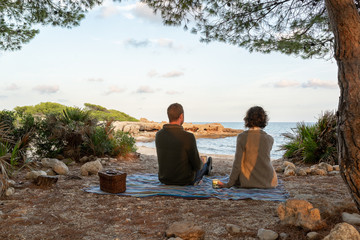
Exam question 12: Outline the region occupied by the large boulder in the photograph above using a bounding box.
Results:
[166,221,205,240]
[41,158,60,168]
[323,222,360,240]
[53,161,69,175]
[80,160,103,176]
[277,199,324,231]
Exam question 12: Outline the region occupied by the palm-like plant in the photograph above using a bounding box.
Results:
[281,111,337,164]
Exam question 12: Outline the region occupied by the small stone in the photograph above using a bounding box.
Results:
[333,165,340,171]
[279,232,288,240]
[307,231,320,239]
[5,187,15,196]
[257,228,278,240]
[283,161,296,169]
[225,224,241,234]
[275,166,285,173]
[284,166,296,176]
[79,156,89,163]
[304,167,312,174]
[323,222,360,240]
[166,221,205,240]
[318,162,333,172]
[7,179,16,186]
[342,212,360,225]
[296,168,308,176]
[45,169,57,176]
[314,169,327,176]
[25,170,47,180]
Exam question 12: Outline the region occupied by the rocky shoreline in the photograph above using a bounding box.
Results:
[113,118,243,142]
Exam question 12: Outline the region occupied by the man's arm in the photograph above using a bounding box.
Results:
[188,134,202,171]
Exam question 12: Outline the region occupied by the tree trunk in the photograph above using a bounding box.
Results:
[325,0,360,210]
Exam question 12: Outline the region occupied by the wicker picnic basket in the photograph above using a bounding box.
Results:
[98,170,127,193]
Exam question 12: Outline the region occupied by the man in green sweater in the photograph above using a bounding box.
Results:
[155,103,212,185]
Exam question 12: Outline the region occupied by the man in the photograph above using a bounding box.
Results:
[155,103,212,185]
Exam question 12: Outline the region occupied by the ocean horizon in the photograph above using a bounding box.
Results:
[137,122,314,159]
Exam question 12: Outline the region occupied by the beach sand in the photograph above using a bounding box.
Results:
[0,149,358,239]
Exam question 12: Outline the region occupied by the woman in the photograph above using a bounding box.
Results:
[219,106,278,188]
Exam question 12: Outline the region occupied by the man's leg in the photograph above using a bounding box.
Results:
[191,157,212,185]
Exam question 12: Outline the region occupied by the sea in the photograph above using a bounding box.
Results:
[136,122,312,159]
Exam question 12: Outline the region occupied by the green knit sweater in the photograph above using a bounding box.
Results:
[155,124,202,185]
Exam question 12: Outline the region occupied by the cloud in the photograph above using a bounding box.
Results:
[98,2,162,23]
[273,80,300,88]
[5,83,20,91]
[136,86,155,93]
[104,85,126,95]
[151,38,183,50]
[124,38,150,48]
[161,71,184,78]
[132,2,162,23]
[148,70,158,77]
[33,85,59,94]
[87,78,104,82]
[166,90,182,95]
[302,79,338,89]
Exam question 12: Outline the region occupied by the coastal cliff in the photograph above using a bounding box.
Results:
[113,118,243,142]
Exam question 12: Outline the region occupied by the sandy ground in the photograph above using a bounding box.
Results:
[0,146,358,240]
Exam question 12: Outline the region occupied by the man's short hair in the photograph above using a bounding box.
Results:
[167,103,184,122]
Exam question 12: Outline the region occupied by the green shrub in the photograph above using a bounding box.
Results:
[83,121,137,157]
[281,111,337,164]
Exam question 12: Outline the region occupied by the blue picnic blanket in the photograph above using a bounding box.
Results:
[83,174,289,202]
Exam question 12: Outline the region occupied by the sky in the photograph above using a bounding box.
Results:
[0,0,339,122]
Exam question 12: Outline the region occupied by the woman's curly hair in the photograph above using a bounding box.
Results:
[244,106,269,129]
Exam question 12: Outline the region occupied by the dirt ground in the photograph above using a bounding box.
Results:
[0,146,358,240]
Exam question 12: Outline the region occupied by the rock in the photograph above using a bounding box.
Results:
[166,221,205,240]
[277,199,324,231]
[283,161,296,169]
[257,228,278,240]
[313,169,327,176]
[79,156,89,163]
[296,168,308,176]
[284,166,296,176]
[225,224,241,234]
[279,232,288,240]
[5,187,15,196]
[306,231,320,239]
[168,238,183,240]
[333,165,340,171]
[7,179,16,187]
[275,166,285,173]
[45,169,57,176]
[304,167,312,174]
[41,158,60,168]
[81,160,103,176]
[25,170,47,180]
[323,222,360,240]
[342,212,360,225]
[318,162,333,172]
[53,161,69,175]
